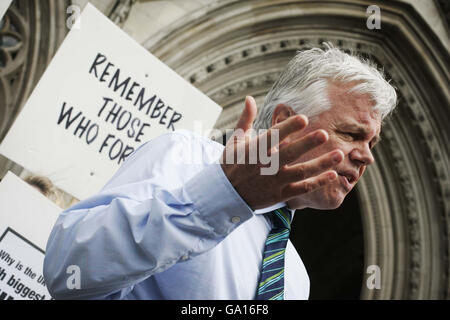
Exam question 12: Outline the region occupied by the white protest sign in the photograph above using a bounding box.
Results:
[0,0,12,21]
[0,3,222,200]
[0,172,61,300]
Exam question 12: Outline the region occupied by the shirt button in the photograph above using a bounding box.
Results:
[231,216,241,224]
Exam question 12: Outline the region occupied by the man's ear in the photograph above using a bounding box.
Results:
[271,104,296,127]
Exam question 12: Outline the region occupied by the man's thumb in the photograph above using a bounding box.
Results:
[235,96,257,132]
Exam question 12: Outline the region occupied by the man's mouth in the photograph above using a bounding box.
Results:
[337,170,358,192]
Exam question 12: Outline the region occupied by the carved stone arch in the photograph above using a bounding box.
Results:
[144,0,450,299]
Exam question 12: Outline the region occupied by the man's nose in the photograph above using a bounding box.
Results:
[349,145,375,166]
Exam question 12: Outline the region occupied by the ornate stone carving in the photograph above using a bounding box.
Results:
[108,0,136,27]
[0,3,28,140]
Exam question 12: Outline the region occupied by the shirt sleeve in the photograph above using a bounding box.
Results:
[43,131,254,300]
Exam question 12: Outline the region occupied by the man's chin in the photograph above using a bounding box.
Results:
[307,197,344,210]
[321,189,347,209]
[288,190,346,210]
[322,197,344,210]
[288,192,345,210]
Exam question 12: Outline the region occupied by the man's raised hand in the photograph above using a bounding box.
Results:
[220,96,343,210]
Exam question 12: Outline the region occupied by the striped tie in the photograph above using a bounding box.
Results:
[255,206,293,300]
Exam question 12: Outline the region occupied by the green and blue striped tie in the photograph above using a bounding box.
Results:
[255,206,293,300]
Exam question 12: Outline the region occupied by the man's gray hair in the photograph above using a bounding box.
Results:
[253,43,397,130]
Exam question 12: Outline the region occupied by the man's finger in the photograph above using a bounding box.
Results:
[277,129,329,166]
[235,96,257,133]
[278,149,344,183]
[271,115,309,145]
[258,114,309,153]
[281,170,338,199]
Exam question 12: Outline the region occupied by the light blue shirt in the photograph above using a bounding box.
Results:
[43,130,310,300]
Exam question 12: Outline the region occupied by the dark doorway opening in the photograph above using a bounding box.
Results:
[289,188,365,299]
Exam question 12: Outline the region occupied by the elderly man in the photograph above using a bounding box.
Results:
[44,44,397,300]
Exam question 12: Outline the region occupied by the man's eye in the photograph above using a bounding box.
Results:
[339,132,355,140]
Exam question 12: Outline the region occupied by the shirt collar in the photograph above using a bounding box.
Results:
[254,202,296,220]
